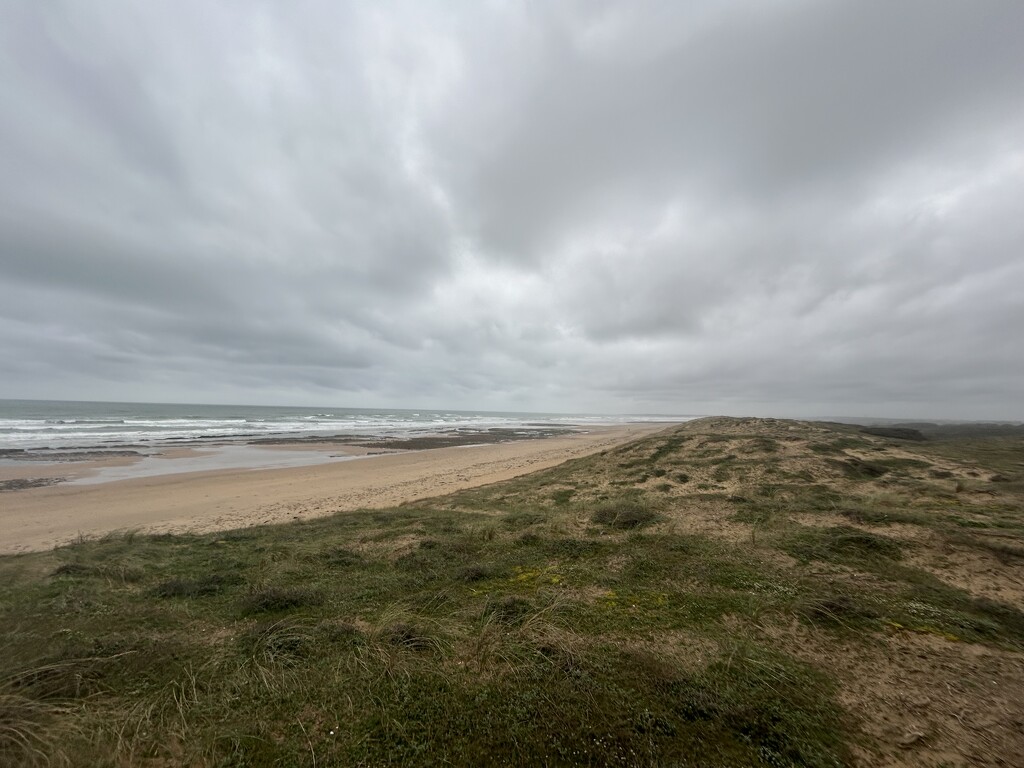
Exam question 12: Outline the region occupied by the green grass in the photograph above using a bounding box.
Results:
[590,499,660,530]
[0,520,846,766]
[2,417,1023,765]
[782,525,905,565]
[0,510,847,765]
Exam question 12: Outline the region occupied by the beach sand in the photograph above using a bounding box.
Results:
[0,423,669,554]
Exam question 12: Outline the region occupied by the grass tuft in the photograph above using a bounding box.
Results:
[591,500,660,530]
[482,595,535,626]
[0,691,75,767]
[382,623,438,652]
[458,564,497,582]
[241,586,323,615]
[783,526,904,565]
[153,573,237,598]
[797,594,879,628]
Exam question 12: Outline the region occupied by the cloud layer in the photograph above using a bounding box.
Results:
[2,1,1022,418]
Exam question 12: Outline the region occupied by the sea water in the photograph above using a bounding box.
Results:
[0,399,689,451]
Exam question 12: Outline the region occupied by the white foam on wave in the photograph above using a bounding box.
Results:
[0,403,697,451]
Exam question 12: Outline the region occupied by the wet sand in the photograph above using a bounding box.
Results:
[0,423,670,554]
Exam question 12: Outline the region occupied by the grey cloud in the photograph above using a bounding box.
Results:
[0,1,1021,417]
[427,1,1024,260]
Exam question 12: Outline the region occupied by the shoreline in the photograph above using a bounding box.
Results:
[0,423,672,554]
[0,425,584,487]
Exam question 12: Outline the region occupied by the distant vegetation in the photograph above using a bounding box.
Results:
[2,417,1022,766]
[858,426,926,441]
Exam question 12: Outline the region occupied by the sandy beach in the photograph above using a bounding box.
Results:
[0,423,669,554]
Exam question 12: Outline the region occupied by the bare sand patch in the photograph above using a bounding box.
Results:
[762,620,1024,768]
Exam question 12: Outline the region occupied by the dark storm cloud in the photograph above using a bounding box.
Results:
[1,1,1021,417]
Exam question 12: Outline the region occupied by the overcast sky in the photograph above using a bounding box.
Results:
[1,1,1022,419]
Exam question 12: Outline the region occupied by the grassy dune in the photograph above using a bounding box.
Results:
[2,417,1023,766]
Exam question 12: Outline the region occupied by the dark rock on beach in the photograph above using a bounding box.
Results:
[0,477,66,492]
[253,427,576,451]
[0,449,142,463]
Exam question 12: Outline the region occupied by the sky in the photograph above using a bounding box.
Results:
[1,1,1022,419]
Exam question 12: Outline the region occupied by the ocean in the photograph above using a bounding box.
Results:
[0,399,689,451]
